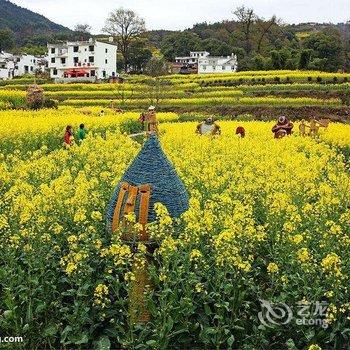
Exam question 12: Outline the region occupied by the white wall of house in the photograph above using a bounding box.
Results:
[14,54,38,76]
[0,52,41,80]
[175,51,210,65]
[47,39,117,80]
[0,53,15,80]
[0,69,11,80]
[198,54,238,74]
[190,51,209,58]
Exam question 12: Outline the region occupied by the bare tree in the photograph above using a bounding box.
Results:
[74,23,92,33]
[256,15,278,53]
[102,8,146,71]
[233,6,256,55]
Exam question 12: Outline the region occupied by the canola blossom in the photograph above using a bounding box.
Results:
[0,110,349,349]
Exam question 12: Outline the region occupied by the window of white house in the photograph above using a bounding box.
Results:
[73,46,79,52]
[105,59,108,64]
[61,58,66,64]
[89,56,94,63]
[30,66,33,71]
[222,66,225,70]
[74,57,79,64]
[51,48,55,54]
[53,68,57,75]
[105,48,108,53]
[51,58,55,63]
[89,45,94,52]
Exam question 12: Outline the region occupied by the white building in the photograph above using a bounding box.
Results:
[14,54,40,76]
[47,39,117,81]
[0,52,15,80]
[198,54,238,74]
[175,51,210,65]
[0,52,41,80]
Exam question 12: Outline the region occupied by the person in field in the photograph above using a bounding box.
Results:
[77,123,87,143]
[196,117,221,135]
[64,125,74,148]
[145,106,159,135]
[272,116,294,139]
[235,126,245,138]
[139,112,146,129]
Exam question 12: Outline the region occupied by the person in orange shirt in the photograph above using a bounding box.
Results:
[145,106,159,135]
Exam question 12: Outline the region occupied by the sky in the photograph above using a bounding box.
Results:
[11,0,350,33]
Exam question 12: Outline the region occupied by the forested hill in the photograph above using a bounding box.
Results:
[147,17,350,72]
[0,0,72,43]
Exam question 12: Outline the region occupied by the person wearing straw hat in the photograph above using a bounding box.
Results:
[272,115,293,139]
[145,106,159,135]
[196,116,221,136]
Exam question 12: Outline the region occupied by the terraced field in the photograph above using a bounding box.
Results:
[1,70,350,120]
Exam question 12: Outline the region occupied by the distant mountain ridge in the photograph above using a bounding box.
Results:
[0,0,72,38]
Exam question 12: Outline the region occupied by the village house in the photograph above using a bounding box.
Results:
[0,52,41,80]
[172,51,238,74]
[175,51,210,65]
[14,54,40,76]
[172,51,209,73]
[47,38,117,82]
[198,53,238,74]
[0,52,15,80]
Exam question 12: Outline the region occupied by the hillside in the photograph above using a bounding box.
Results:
[0,0,72,40]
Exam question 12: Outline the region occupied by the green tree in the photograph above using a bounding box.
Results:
[145,56,169,77]
[304,29,344,71]
[102,8,146,71]
[160,31,201,60]
[128,40,152,72]
[270,48,291,69]
[251,54,268,70]
[298,49,312,69]
[202,38,231,56]
[0,28,15,51]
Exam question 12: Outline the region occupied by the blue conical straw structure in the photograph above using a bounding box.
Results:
[106,135,189,230]
[106,135,189,324]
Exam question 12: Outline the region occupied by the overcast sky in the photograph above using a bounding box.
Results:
[11,0,350,33]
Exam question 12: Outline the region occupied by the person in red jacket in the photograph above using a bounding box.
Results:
[235,126,245,138]
[63,125,74,148]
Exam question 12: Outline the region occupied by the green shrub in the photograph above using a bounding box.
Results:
[43,99,58,109]
[119,118,143,135]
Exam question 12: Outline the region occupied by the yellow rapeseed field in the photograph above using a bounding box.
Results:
[0,109,349,349]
